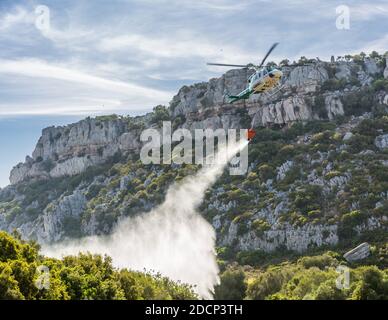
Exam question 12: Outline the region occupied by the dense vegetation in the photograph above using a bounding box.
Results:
[0,231,197,300]
[215,249,388,300]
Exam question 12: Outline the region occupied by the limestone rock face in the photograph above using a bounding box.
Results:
[335,62,353,79]
[285,65,328,89]
[170,62,353,132]
[325,94,344,120]
[49,156,101,178]
[31,119,127,161]
[2,189,87,243]
[222,221,338,253]
[384,56,388,79]
[171,69,251,117]
[10,118,142,184]
[38,190,87,242]
[251,95,313,127]
[277,161,293,181]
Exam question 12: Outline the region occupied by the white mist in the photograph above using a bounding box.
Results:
[42,140,248,299]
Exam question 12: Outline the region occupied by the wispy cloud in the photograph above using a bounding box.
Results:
[356,34,388,54]
[350,3,388,21]
[98,33,256,62]
[0,6,32,30]
[0,0,387,117]
[0,58,171,97]
[0,58,172,116]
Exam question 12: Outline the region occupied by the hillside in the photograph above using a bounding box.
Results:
[0,52,387,299]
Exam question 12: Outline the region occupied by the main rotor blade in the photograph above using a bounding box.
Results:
[259,42,279,68]
[207,63,248,68]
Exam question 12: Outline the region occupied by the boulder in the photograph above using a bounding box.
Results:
[343,132,353,141]
[343,242,370,262]
[364,57,380,75]
[375,134,388,149]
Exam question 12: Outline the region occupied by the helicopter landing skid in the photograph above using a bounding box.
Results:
[263,82,285,99]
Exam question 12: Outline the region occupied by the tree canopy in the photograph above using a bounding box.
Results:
[0,231,197,300]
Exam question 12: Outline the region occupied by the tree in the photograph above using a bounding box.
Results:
[214,269,247,300]
[369,51,380,59]
[351,267,388,300]
[151,105,170,126]
[279,59,290,67]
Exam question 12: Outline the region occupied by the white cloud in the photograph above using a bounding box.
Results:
[0,6,32,30]
[356,34,388,54]
[351,3,388,21]
[0,58,171,98]
[130,0,251,11]
[0,59,173,116]
[98,33,259,65]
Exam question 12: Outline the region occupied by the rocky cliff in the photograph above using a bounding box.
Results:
[10,56,388,185]
[10,117,143,184]
[1,53,388,255]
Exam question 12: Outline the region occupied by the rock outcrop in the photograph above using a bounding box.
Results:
[343,242,371,262]
[222,220,338,253]
[375,134,388,150]
[10,118,142,184]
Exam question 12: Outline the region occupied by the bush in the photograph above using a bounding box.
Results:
[252,219,271,236]
[321,78,347,91]
[372,78,388,92]
[236,250,266,266]
[298,253,338,269]
[246,255,388,300]
[151,105,170,125]
[258,164,275,181]
[342,89,376,116]
[290,185,323,215]
[214,269,247,300]
[0,232,197,300]
[313,95,327,119]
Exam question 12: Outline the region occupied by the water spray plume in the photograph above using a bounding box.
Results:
[42,139,248,299]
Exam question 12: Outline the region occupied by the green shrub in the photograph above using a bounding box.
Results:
[342,89,376,116]
[236,250,266,266]
[258,164,275,181]
[214,269,247,300]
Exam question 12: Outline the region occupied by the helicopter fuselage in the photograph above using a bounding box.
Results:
[248,67,283,93]
[227,67,283,103]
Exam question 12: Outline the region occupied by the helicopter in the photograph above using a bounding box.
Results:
[207,43,283,104]
[207,43,283,143]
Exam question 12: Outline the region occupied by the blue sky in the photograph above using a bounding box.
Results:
[0,0,387,187]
